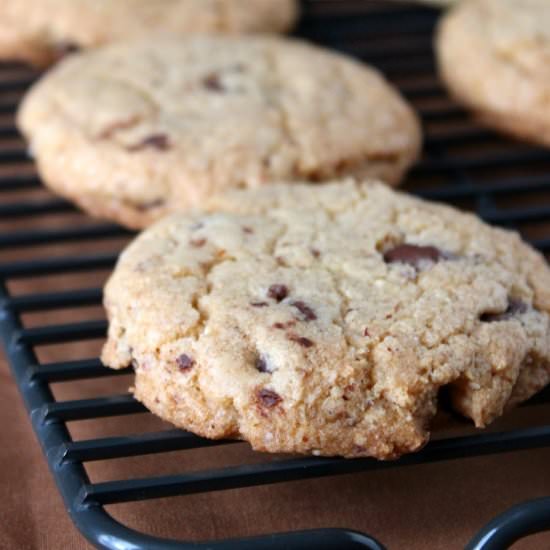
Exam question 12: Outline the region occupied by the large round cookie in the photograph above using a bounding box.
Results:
[102,179,550,459]
[437,0,550,146]
[17,35,421,229]
[0,0,298,66]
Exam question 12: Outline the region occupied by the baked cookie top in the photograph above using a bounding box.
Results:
[0,0,298,66]
[437,0,550,145]
[18,35,421,229]
[102,179,550,459]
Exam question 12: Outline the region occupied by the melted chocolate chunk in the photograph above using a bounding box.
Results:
[251,301,269,308]
[268,284,288,302]
[383,244,444,269]
[291,301,317,321]
[288,334,315,348]
[176,354,195,372]
[257,388,282,408]
[128,134,171,152]
[203,73,225,92]
[481,298,528,323]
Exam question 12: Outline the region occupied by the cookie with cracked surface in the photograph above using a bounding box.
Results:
[17,35,421,229]
[437,0,550,147]
[101,178,550,459]
[0,0,298,66]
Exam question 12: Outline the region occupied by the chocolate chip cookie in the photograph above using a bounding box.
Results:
[0,0,298,66]
[17,35,421,229]
[437,0,550,146]
[102,179,550,459]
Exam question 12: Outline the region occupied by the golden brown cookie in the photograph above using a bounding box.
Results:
[18,35,421,229]
[0,0,298,66]
[437,0,550,146]
[102,179,550,459]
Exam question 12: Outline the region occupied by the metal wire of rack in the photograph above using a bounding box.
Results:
[0,1,549,549]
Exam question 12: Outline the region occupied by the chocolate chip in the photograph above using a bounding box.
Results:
[190,238,207,248]
[288,333,315,348]
[273,321,296,330]
[203,73,225,92]
[255,355,275,374]
[176,354,195,372]
[242,226,254,234]
[268,284,288,302]
[251,301,269,308]
[53,41,80,61]
[383,244,444,269]
[256,388,282,408]
[291,301,317,321]
[134,198,165,212]
[311,248,321,258]
[481,298,528,323]
[98,115,141,140]
[128,134,171,152]
[363,328,370,337]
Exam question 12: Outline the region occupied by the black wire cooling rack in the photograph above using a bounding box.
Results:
[1,2,550,549]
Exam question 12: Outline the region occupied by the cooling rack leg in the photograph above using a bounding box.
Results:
[466,497,550,550]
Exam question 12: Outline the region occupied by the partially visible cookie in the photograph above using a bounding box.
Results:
[102,179,550,459]
[437,0,550,146]
[0,0,298,66]
[17,35,421,229]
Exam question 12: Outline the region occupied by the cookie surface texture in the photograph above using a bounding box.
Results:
[0,0,298,65]
[438,0,550,146]
[102,179,550,459]
[17,35,421,228]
